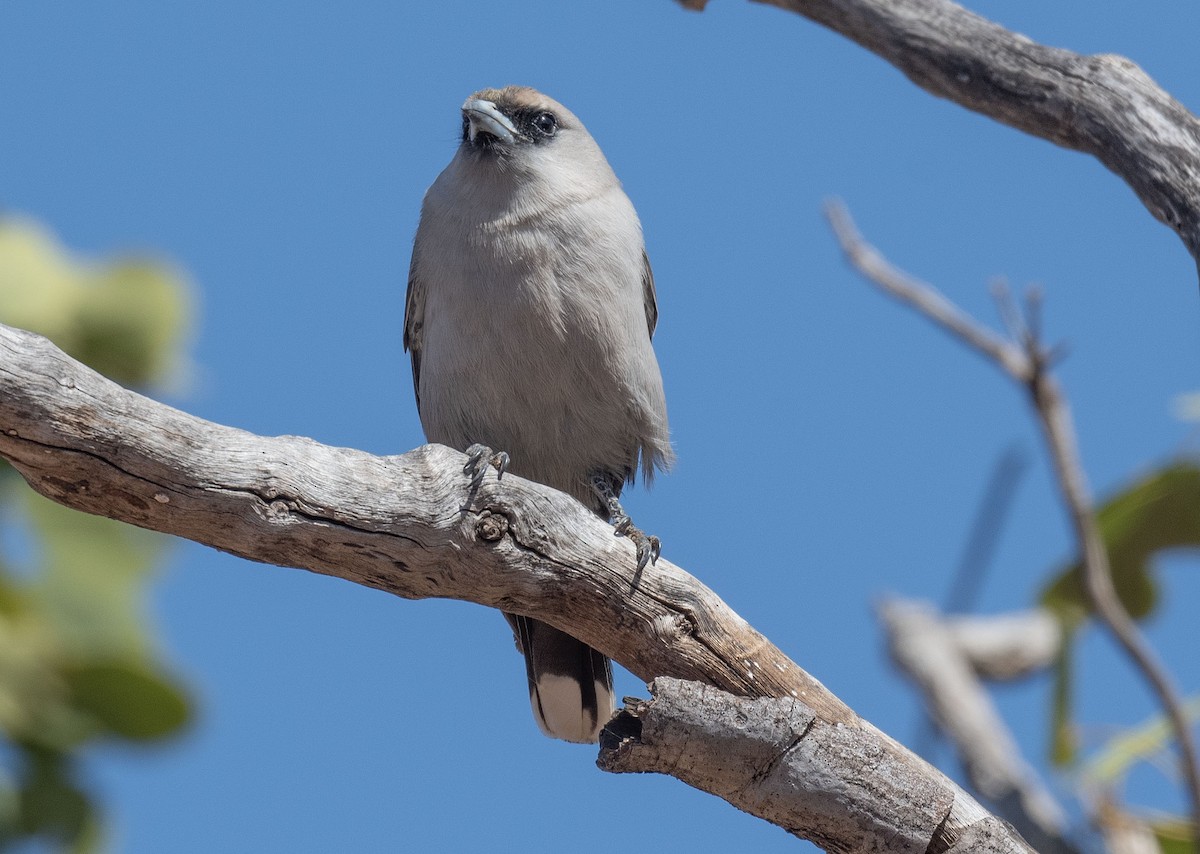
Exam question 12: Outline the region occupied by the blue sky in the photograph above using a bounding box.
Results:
[2,1,1199,850]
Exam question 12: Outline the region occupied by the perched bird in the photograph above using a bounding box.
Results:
[404,86,673,743]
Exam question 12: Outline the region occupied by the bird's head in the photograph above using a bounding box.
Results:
[460,86,571,150]
[454,86,617,194]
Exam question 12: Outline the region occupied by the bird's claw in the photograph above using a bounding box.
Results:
[631,530,662,572]
[614,517,659,571]
[590,475,661,571]
[464,443,510,491]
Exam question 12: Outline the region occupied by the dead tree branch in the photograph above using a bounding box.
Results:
[880,598,1073,853]
[0,320,1030,852]
[680,0,1200,275]
[943,609,1060,682]
[601,677,1034,853]
[827,199,1200,842]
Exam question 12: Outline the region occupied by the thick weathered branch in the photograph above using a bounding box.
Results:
[681,0,1200,273]
[0,321,1032,852]
[828,202,1200,842]
[0,325,823,715]
[601,678,1031,853]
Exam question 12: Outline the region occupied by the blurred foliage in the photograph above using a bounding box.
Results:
[1153,817,1199,854]
[0,216,193,852]
[1095,800,1195,854]
[1028,462,1200,847]
[1038,462,1200,773]
[0,218,189,388]
[1041,463,1200,627]
[1079,698,1200,789]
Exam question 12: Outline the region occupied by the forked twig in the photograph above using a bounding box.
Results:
[825,198,1200,840]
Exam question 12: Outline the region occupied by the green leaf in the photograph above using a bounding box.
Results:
[15,751,96,849]
[1079,696,1200,787]
[1049,631,1077,766]
[0,216,191,389]
[12,483,166,658]
[1040,462,1200,768]
[0,218,84,348]
[0,213,194,849]
[75,260,191,388]
[1041,462,1200,623]
[65,661,191,742]
[1152,817,1197,854]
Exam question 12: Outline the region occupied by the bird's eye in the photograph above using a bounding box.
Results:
[530,111,558,137]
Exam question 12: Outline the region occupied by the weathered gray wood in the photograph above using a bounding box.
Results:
[944,609,1061,682]
[600,678,953,853]
[681,0,1200,273]
[600,679,1032,854]
[942,817,1040,853]
[0,323,833,716]
[0,322,1034,852]
[880,599,1073,853]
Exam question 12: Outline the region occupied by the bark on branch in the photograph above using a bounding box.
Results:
[680,0,1200,274]
[0,320,1029,851]
[602,678,1033,853]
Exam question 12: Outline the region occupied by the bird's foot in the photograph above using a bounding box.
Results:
[464,443,510,491]
[589,474,661,572]
[616,518,662,572]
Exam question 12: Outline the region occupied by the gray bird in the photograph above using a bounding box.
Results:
[404,86,673,743]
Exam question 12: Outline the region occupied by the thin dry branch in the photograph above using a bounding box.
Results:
[681,0,1200,275]
[880,598,1072,853]
[944,609,1060,681]
[824,203,1031,379]
[827,201,1200,841]
[0,321,1027,853]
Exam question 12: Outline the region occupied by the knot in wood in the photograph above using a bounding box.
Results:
[651,612,693,642]
[476,510,508,542]
[266,499,291,520]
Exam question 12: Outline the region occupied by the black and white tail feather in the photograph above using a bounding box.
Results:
[512,615,613,743]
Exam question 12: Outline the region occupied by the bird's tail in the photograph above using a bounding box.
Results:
[509,615,614,743]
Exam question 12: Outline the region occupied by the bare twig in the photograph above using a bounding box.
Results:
[826,199,1200,841]
[917,444,1027,772]
[824,202,1031,380]
[943,443,1029,614]
[1095,800,1163,854]
[1030,352,1200,838]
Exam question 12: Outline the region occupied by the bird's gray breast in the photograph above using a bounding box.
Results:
[414,190,657,499]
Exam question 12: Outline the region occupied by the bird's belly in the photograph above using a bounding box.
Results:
[417,302,639,501]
